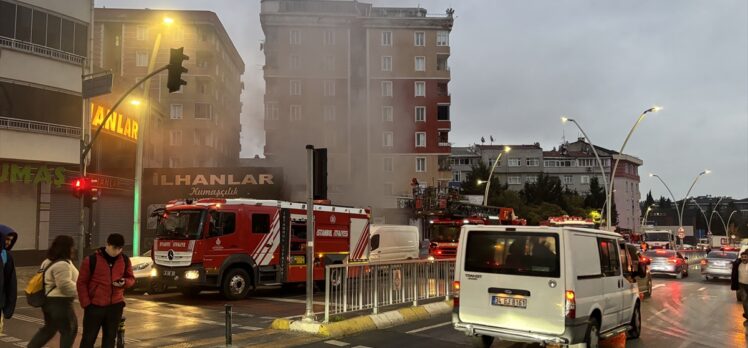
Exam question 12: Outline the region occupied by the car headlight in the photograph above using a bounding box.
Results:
[133,262,150,271]
[150,268,158,277]
[185,270,200,280]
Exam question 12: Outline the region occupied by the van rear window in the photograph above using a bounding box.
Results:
[464,231,560,278]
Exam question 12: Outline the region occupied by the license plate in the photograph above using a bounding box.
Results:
[491,296,527,308]
[290,255,306,265]
[163,270,175,277]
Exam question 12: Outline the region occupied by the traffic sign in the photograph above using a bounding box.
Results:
[677,227,685,239]
[82,71,113,98]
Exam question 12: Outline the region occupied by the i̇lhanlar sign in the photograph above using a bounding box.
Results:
[90,102,139,142]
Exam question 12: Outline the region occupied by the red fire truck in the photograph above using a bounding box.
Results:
[151,198,370,300]
[540,215,597,228]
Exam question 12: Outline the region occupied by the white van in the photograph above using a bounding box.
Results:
[452,225,645,347]
[368,225,420,262]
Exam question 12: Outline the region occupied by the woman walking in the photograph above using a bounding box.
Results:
[28,235,79,348]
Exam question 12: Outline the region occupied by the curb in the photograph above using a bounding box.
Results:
[271,300,453,338]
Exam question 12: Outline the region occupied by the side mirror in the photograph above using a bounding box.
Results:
[684,256,689,260]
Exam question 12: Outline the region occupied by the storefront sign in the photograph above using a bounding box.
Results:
[0,163,66,187]
[90,102,139,142]
[143,167,284,201]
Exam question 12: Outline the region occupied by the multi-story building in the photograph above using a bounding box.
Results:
[0,0,92,264]
[261,0,454,214]
[451,138,643,232]
[93,8,245,172]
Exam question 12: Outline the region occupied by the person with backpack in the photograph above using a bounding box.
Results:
[0,224,18,334]
[77,233,134,348]
[28,235,79,348]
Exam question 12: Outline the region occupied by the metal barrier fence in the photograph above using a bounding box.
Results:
[0,116,81,138]
[324,259,455,323]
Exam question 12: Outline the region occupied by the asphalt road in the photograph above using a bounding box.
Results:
[298,263,748,348]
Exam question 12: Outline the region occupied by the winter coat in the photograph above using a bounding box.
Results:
[76,248,135,308]
[0,225,18,319]
[40,259,79,298]
[731,259,744,291]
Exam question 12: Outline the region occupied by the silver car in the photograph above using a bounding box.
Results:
[644,250,689,279]
[701,251,738,280]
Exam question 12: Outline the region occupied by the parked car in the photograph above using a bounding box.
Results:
[130,250,167,293]
[643,250,689,279]
[368,225,420,262]
[453,226,646,347]
[625,244,652,298]
[701,251,738,281]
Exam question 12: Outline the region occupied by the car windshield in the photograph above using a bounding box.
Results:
[429,224,460,243]
[645,233,671,241]
[156,210,205,240]
[464,231,560,278]
[645,250,675,258]
[708,251,738,259]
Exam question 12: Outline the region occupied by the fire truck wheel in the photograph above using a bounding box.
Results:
[222,268,252,300]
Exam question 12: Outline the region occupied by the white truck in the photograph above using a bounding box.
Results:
[643,230,675,250]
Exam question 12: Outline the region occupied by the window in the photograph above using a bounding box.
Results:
[168,157,180,168]
[136,51,149,67]
[414,31,425,46]
[324,55,335,72]
[525,176,538,184]
[323,30,335,45]
[508,158,521,167]
[381,56,392,71]
[323,105,336,122]
[290,105,302,121]
[15,5,31,42]
[290,55,299,69]
[598,239,621,276]
[169,130,182,145]
[382,132,393,147]
[415,81,425,97]
[581,175,590,184]
[416,157,426,172]
[382,106,393,122]
[526,158,540,167]
[0,1,15,38]
[208,212,236,237]
[290,80,302,96]
[252,214,271,234]
[437,55,449,71]
[464,231,560,278]
[415,56,425,71]
[578,159,596,167]
[136,25,147,40]
[323,80,335,97]
[453,171,461,182]
[382,31,392,46]
[195,103,212,119]
[31,10,46,45]
[437,31,449,46]
[381,81,393,97]
[416,132,426,147]
[170,104,183,119]
[265,102,279,120]
[508,176,521,185]
[415,106,426,122]
[45,15,61,49]
[438,131,449,146]
[437,105,450,121]
[290,29,301,45]
[383,157,393,172]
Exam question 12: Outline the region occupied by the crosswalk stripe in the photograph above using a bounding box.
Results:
[324,340,350,346]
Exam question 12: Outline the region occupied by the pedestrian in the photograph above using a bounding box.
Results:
[77,233,134,348]
[28,235,79,348]
[0,225,18,334]
[731,250,748,326]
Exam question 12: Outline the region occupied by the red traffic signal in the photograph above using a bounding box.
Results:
[72,177,91,198]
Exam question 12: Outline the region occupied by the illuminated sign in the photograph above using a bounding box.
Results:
[0,163,66,187]
[90,102,139,142]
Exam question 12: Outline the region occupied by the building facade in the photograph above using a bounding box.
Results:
[0,0,92,264]
[451,138,643,232]
[261,0,454,212]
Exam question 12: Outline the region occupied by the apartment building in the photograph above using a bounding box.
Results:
[261,0,454,211]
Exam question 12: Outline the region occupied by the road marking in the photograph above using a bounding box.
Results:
[352,346,372,348]
[239,326,264,331]
[406,321,452,334]
[698,287,706,291]
[251,296,326,305]
[260,316,278,320]
[652,284,665,289]
[324,340,350,346]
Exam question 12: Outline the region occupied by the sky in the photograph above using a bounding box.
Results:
[96,0,748,200]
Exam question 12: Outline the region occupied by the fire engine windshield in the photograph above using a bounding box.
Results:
[156,210,205,240]
[430,225,460,243]
[645,232,671,241]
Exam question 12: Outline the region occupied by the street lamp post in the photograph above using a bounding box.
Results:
[707,196,725,236]
[561,116,609,222]
[649,173,682,228]
[725,210,739,236]
[641,205,653,229]
[133,17,174,256]
[678,171,711,237]
[482,146,510,206]
[605,107,661,231]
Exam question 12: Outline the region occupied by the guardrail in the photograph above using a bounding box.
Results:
[0,36,86,65]
[324,259,455,323]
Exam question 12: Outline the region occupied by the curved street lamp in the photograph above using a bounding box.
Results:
[561,116,609,219]
[483,146,511,206]
[725,210,739,235]
[678,170,711,234]
[605,106,661,231]
[707,196,725,236]
[649,173,682,229]
[641,205,653,229]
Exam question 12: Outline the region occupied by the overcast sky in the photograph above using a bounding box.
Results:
[97,0,748,200]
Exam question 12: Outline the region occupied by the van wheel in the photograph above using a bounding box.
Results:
[470,335,494,348]
[627,304,641,339]
[221,268,251,300]
[584,317,600,348]
[644,279,652,298]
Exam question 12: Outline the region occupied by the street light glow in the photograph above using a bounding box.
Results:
[163,17,175,25]
[649,173,654,177]
[477,180,486,185]
[560,116,569,123]
[504,146,511,152]
[652,106,663,112]
[704,169,711,175]
[129,99,142,106]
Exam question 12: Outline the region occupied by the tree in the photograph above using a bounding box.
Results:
[658,196,671,208]
[520,173,563,206]
[460,161,496,196]
[584,177,606,209]
[645,191,655,209]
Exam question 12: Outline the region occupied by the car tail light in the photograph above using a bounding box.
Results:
[452,281,460,307]
[700,259,708,266]
[667,257,677,264]
[436,249,443,256]
[565,290,576,319]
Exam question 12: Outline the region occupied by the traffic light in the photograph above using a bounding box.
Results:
[167,47,189,93]
[72,177,91,198]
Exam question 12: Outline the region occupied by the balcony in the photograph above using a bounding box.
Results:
[0,116,80,138]
[0,36,85,66]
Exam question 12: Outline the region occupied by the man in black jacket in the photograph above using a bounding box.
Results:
[731,250,748,326]
[0,224,18,334]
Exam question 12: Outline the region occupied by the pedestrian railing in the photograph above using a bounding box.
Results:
[324,259,455,323]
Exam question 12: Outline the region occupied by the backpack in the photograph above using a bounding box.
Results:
[88,253,131,276]
[25,260,65,307]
